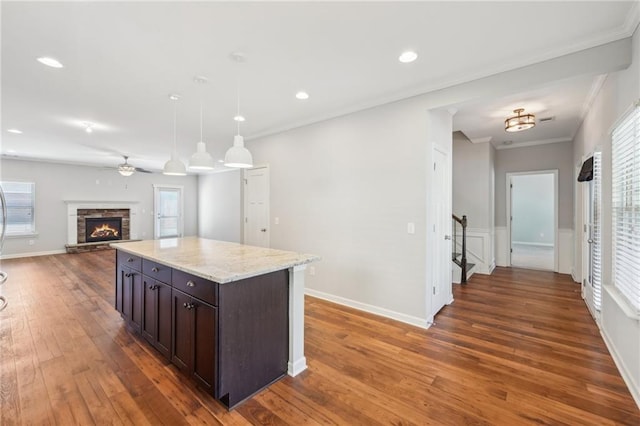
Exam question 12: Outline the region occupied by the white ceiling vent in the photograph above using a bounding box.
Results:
[539,116,556,123]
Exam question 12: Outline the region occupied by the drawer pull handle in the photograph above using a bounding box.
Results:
[125,272,132,278]
[127,257,134,262]
[186,280,195,287]
[151,267,159,272]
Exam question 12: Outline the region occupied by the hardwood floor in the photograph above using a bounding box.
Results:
[0,252,638,425]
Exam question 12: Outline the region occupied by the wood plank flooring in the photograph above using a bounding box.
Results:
[0,251,638,425]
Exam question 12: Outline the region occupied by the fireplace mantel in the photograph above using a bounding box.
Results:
[66,201,140,245]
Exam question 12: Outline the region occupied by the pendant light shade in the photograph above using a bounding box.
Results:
[163,94,187,176]
[224,135,253,168]
[189,141,215,170]
[188,76,215,171]
[505,108,536,132]
[224,52,253,169]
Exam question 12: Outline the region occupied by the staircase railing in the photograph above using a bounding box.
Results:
[452,214,469,284]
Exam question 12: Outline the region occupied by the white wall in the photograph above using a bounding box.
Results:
[0,159,198,257]
[198,169,242,243]
[247,97,430,325]
[452,132,496,273]
[572,25,640,407]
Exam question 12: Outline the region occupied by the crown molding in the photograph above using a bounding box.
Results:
[495,137,572,151]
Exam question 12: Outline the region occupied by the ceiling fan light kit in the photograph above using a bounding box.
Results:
[505,108,536,132]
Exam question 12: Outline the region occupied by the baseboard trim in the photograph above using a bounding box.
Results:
[305,288,430,329]
[1,249,66,260]
[601,325,640,409]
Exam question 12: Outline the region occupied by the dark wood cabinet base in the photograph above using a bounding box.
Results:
[115,249,289,409]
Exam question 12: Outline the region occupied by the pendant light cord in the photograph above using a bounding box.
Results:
[173,101,177,155]
[236,85,241,136]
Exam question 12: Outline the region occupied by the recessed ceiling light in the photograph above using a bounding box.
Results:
[398,51,418,63]
[37,56,63,68]
[295,91,309,100]
[234,115,245,122]
[7,129,23,134]
[83,122,94,133]
[168,93,181,101]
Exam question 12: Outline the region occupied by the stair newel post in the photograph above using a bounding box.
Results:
[461,215,468,284]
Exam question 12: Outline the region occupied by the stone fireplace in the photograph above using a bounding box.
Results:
[65,201,139,253]
[77,209,129,243]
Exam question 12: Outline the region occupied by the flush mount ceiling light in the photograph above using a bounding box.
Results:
[295,91,309,100]
[225,53,253,169]
[7,129,22,134]
[188,76,215,171]
[398,51,418,63]
[505,108,536,132]
[163,94,187,176]
[233,115,245,122]
[37,56,63,68]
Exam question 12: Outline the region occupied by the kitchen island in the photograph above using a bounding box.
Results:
[111,237,318,408]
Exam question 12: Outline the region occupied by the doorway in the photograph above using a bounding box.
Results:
[431,146,452,316]
[153,185,183,239]
[582,152,602,319]
[243,166,270,247]
[506,171,558,271]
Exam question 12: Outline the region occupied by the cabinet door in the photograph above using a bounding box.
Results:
[129,271,143,333]
[116,264,125,314]
[192,300,217,393]
[171,289,192,372]
[141,277,156,344]
[122,267,133,322]
[155,281,172,359]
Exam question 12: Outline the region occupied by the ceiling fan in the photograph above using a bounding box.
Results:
[117,156,152,176]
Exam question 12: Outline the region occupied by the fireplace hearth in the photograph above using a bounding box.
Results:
[85,217,122,243]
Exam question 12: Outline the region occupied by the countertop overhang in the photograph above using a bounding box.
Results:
[111,237,319,284]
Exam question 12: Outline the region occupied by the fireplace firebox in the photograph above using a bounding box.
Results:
[85,217,123,243]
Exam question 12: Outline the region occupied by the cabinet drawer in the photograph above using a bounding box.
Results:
[117,250,142,271]
[172,269,218,306]
[143,259,172,284]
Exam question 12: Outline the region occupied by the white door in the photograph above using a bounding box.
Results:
[153,185,183,239]
[582,153,601,319]
[244,166,269,247]
[432,147,452,316]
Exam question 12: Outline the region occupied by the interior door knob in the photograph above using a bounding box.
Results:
[261,228,267,232]
[444,235,451,240]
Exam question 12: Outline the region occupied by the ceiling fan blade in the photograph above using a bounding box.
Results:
[134,167,153,173]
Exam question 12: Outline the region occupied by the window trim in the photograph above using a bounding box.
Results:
[0,180,37,237]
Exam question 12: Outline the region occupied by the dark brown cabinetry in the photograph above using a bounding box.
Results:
[116,257,143,334]
[114,249,288,409]
[142,278,172,359]
[171,288,217,393]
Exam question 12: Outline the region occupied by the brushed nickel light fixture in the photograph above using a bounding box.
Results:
[505,108,536,132]
[163,94,187,176]
[224,53,253,169]
[188,76,215,171]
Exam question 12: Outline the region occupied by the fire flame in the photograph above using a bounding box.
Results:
[90,224,119,238]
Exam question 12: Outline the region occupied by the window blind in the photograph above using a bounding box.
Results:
[0,181,36,235]
[592,152,602,311]
[611,104,640,314]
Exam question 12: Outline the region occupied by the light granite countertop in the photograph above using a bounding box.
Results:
[111,237,319,284]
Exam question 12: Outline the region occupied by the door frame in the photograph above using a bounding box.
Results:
[242,165,270,247]
[505,170,558,272]
[153,184,184,239]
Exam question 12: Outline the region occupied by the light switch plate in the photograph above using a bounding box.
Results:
[407,222,415,234]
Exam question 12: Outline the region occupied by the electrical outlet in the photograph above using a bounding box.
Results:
[274,217,279,225]
[28,239,34,246]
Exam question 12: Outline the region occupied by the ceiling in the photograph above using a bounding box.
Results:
[1,1,638,172]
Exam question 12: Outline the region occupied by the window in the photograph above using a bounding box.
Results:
[0,181,36,236]
[611,103,640,314]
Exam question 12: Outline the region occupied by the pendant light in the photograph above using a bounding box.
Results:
[163,94,187,176]
[224,53,253,169]
[189,76,215,171]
